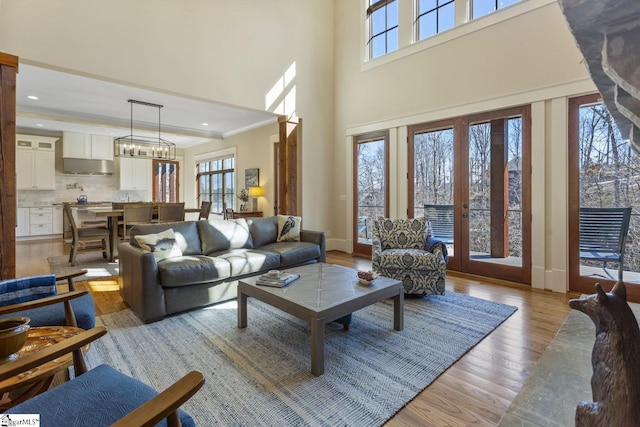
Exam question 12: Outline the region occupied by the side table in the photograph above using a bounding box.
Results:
[0,325,86,410]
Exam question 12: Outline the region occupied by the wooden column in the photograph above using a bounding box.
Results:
[277,116,301,216]
[490,118,508,258]
[0,52,18,279]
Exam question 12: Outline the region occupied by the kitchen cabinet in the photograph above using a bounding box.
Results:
[53,206,63,234]
[63,131,113,161]
[16,135,57,190]
[29,207,53,235]
[119,157,151,191]
[16,208,29,237]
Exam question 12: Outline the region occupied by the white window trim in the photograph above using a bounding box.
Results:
[361,0,556,71]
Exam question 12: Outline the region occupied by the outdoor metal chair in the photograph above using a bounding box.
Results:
[579,206,632,281]
[424,204,454,245]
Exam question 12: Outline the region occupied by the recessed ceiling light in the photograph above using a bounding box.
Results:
[27,95,39,100]
[202,123,209,126]
[35,123,44,127]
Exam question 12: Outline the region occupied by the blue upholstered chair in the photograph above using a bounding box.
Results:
[372,217,448,296]
[0,271,95,330]
[1,326,204,426]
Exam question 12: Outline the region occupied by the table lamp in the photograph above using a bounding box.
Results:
[248,186,264,211]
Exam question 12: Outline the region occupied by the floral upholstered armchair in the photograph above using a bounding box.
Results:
[371,217,448,296]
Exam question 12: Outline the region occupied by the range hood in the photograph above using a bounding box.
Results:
[63,158,114,175]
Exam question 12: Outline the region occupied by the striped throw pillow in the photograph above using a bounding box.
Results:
[0,274,57,306]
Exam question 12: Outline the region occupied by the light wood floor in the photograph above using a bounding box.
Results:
[17,239,576,426]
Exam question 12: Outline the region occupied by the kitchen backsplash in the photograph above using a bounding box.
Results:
[18,173,148,207]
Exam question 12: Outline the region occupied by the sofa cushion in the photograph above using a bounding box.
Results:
[259,241,321,267]
[212,249,281,275]
[130,221,202,255]
[198,218,253,255]
[277,215,302,242]
[134,229,183,262]
[376,217,429,250]
[248,217,278,248]
[158,255,231,288]
[378,248,443,270]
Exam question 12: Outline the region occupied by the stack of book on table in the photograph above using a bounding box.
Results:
[256,271,300,287]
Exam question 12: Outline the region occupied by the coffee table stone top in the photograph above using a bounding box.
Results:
[240,263,401,312]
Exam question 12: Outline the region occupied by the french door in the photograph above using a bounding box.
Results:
[353,131,389,256]
[568,94,640,302]
[152,159,179,202]
[409,106,531,284]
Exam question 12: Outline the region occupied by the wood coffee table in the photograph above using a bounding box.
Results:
[238,263,404,376]
[0,325,86,409]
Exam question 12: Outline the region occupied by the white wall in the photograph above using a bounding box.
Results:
[0,0,334,233]
[332,0,596,291]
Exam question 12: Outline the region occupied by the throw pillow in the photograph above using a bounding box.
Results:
[0,274,57,306]
[277,215,302,242]
[134,229,183,262]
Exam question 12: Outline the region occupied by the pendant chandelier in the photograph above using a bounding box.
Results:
[114,99,177,160]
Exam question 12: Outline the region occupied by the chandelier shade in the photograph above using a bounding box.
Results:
[114,99,177,160]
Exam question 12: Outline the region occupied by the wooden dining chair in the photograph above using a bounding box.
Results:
[157,202,185,222]
[63,203,111,266]
[118,203,154,241]
[223,208,235,220]
[199,201,212,220]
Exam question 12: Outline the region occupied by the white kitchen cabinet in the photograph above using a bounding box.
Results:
[16,135,57,190]
[63,132,113,160]
[29,207,53,235]
[90,134,114,160]
[16,208,29,237]
[62,131,91,158]
[119,157,151,191]
[53,206,63,234]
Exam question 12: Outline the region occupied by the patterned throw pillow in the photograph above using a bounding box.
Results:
[376,217,428,250]
[0,274,57,306]
[276,215,302,242]
[134,229,183,262]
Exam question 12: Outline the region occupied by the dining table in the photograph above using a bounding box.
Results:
[84,206,201,260]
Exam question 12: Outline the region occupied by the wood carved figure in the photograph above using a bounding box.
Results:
[568,281,640,426]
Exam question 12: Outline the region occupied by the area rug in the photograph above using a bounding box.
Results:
[47,252,118,279]
[498,301,640,426]
[85,292,517,426]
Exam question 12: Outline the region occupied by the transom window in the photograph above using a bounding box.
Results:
[416,0,455,40]
[196,155,235,214]
[472,0,521,20]
[367,0,399,59]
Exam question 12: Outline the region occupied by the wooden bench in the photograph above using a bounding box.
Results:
[579,207,632,281]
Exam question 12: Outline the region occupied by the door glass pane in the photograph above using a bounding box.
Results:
[468,118,523,267]
[578,103,637,280]
[413,128,455,254]
[356,139,386,245]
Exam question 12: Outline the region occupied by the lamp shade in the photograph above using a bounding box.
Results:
[248,186,264,197]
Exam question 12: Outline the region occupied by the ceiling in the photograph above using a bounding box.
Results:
[15,64,279,148]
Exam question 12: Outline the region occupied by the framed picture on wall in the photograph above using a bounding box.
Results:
[245,168,259,188]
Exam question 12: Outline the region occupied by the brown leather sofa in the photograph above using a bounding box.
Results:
[119,216,326,323]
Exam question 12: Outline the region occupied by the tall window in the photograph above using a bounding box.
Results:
[153,160,179,202]
[416,0,455,40]
[196,155,235,214]
[367,0,399,59]
[472,0,521,20]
